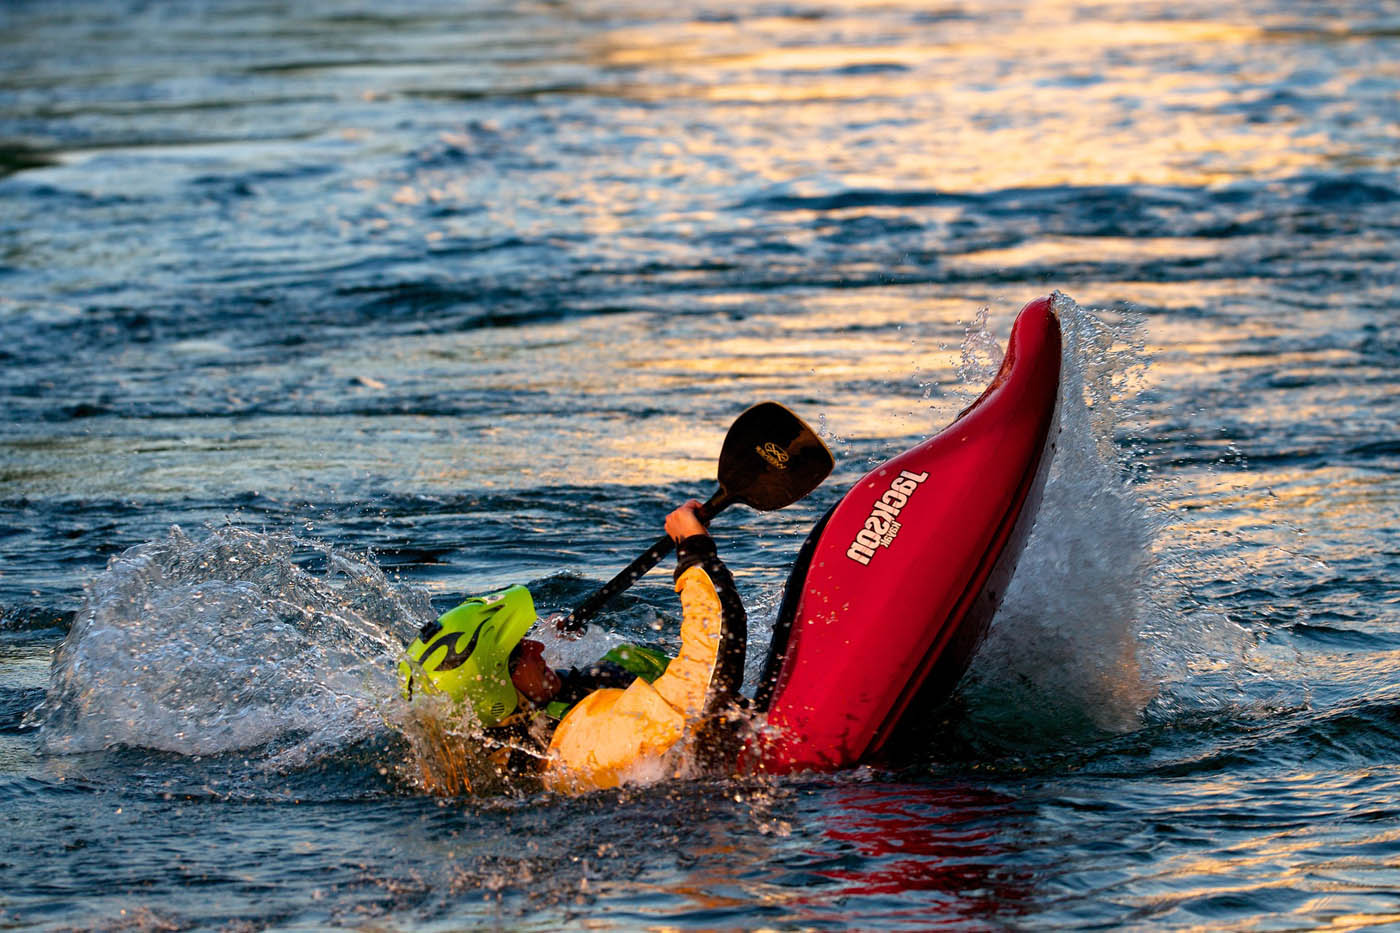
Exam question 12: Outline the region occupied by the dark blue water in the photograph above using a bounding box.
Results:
[3,0,1399,928]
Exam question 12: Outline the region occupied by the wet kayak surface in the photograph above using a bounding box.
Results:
[2,0,1398,928]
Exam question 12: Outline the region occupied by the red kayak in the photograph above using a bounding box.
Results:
[749,296,1062,773]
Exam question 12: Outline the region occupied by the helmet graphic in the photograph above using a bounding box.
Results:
[399,585,538,727]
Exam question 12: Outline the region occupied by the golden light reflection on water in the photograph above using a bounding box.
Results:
[956,236,1225,271]
[572,3,1368,194]
[9,0,1390,513]
[1140,791,1400,930]
[332,0,1399,257]
[1170,467,1395,527]
[16,300,951,497]
[312,0,1400,506]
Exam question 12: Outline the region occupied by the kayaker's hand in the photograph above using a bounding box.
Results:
[665,500,708,543]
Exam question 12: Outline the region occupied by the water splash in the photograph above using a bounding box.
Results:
[954,293,1285,748]
[956,305,1005,387]
[385,687,548,797]
[956,294,1165,739]
[34,525,429,762]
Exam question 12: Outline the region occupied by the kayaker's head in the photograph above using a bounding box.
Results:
[399,585,557,727]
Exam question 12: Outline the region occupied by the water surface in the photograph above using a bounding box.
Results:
[2,0,1398,929]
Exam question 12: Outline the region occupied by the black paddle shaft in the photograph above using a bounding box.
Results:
[555,490,729,634]
[554,401,834,635]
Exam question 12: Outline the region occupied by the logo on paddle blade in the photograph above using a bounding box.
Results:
[846,470,929,565]
[756,442,790,469]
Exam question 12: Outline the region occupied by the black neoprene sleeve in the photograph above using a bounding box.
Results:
[674,534,747,712]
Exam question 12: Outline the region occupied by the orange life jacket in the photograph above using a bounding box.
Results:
[542,535,745,792]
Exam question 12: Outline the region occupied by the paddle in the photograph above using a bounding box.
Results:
[556,402,834,634]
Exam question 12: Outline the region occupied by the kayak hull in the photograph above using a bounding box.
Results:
[749,296,1062,774]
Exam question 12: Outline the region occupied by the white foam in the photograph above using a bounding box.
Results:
[948,292,1298,747]
[956,293,1161,735]
[36,525,429,759]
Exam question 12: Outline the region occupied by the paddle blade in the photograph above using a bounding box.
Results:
[717,402,834,512]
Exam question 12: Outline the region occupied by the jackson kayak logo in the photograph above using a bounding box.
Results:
[846,470,929,565]
[756,442,790,469]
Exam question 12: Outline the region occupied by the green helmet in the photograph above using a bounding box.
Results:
[399,585,538,727]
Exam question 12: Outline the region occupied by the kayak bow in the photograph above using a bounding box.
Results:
[751,296,1062,773]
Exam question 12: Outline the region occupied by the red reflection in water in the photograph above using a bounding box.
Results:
[807,782,1031,912]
